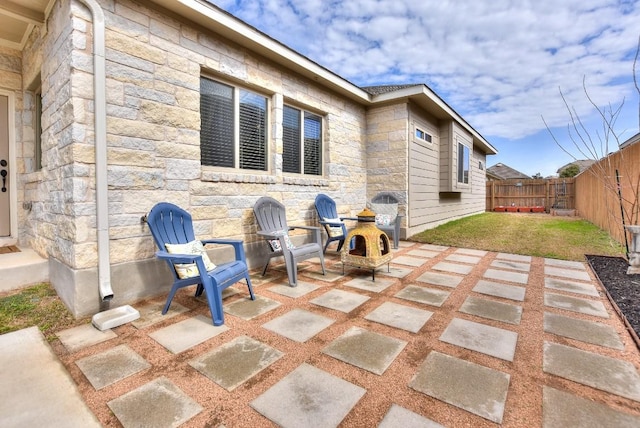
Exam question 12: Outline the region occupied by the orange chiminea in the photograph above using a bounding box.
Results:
[341,207,393,280]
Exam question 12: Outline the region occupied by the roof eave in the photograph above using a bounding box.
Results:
[148,0,371,103]
[372,86,498,155]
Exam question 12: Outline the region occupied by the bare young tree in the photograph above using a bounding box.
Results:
[543,36,640,255]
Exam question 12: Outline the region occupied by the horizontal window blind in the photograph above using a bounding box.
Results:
[239,91,267,171]
[304,112,322,176]
[283,105,301,173]
[201,78,234,167]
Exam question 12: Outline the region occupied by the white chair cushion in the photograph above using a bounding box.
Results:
[323,217,344,237]
[268,231,295,252]
[165,240,217,279]
[370,203,397,225]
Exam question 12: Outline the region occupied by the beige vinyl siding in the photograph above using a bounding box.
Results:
[407,115,488,237]
[408,112,439,230]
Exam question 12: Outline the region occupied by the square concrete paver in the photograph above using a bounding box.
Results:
[496,253,532,263]
[440,318,518,361]
[491,259,530,272]
[310,289,370,313]
[379,404,445,428]
[393,256,428,267]
[445,254,482,264]
[379,265,414,278]
[484,268,529,284]
[304,267,345,282]
[344,276,395,293]
[416,271,463,288]
[149,315,229,354]
[459,296,522,325]
[56,323,117,353]
[395,285,451,307]
[410,351,510,424]
[224,295,281,320]
[365,301,434,333]
[420,244,449,251]
[544,312,624,350]
[543,342,640,401]
[407,249,441,258]
[268,281,320,298]
[545,258,587,270]
[544,277,599,297]
[189,335,283,391]
[131,301,189,329]
[322,326,407,375]
[107,377,202,428]
[455,248,488,257]
[543,386,640,428]
[472,280,526,301]
[76,345,151,390]
[544,292,609,318]
[250,363,366,428]
[432,261,474,275]
[544,265,591,281]
[262,309,335,342]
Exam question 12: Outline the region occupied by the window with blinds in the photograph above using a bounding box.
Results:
[200,77,267,171]
[283,106,322,176]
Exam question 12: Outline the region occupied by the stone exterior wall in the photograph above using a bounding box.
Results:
[7,0,490,317]
[365,102,409,208]
[16,0,368,316]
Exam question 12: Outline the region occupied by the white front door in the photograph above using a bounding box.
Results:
[0,95,10,236]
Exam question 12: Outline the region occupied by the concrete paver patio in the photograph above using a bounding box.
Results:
[2,241,640,427]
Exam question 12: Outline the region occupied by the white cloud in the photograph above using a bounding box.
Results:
[210,0,640,146]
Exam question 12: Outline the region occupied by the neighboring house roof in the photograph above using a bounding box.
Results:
[361,84,425,95]
[556,159,596,175]
[486,163,531,180]
[620,132,640,149]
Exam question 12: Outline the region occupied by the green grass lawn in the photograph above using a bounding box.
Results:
[0,283,77,341]
[409,212,625,261]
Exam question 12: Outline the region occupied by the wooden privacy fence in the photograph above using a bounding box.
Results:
[574,141,640,246]
[486,178,576,212]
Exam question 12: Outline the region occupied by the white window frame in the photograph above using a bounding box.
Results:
[457,141,470,184]
[415,127,432,143]
[282,104,323,176]
[200,76,269,172]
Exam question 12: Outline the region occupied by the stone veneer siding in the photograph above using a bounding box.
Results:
[12,0,368,316]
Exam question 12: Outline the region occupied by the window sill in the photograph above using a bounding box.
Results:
[201,170,277,184]
[283,175,330,187]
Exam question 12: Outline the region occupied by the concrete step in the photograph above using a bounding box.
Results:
[0,247,49,293]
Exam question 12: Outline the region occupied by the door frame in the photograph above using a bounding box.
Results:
[0,89,17,239]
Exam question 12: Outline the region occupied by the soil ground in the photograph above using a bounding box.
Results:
[586,255,640,345]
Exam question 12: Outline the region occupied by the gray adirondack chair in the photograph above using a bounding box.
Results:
[253,196,326,286]
[369,192,403,249]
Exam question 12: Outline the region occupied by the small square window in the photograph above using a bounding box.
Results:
[415,128,432,143]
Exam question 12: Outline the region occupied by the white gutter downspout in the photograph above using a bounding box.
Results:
[76,0,112,300]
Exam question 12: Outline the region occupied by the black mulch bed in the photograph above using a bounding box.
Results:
[586,255,640,344]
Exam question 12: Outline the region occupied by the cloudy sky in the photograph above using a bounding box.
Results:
[211,0,640,177]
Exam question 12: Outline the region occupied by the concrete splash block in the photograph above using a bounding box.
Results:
[92,305,140,331]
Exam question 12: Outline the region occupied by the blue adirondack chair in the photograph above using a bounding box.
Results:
[314,194,353,253]
[146,202,255,326]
